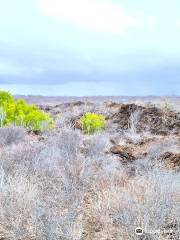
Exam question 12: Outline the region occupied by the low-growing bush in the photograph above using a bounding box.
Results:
[0,125,26,146]
[0,90,54,131]
[80,112,105,134]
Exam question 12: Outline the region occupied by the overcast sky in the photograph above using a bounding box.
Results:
[0,0,180,96]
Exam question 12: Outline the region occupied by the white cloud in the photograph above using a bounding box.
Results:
[176,20,180,28]
[37,0,155,33]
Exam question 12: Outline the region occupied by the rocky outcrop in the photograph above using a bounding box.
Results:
[109,104,180,135]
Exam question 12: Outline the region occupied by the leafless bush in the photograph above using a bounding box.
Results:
[0,140,179,240]
[124,110,148,144]
[0,125,26,146]
[82,132,108,158]
[0,101,179,239]
[84,168,180,240]
[0,168,84,240]
[0,140,84,239]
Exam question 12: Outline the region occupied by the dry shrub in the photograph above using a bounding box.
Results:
[0,102,179,240]
[0,125,26,146]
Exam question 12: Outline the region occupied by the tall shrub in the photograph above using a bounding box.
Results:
[0,90,54,131]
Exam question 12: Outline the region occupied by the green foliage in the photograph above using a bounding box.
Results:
[0,90,54,131]
[0,91,14,111]
[80,112,105,134]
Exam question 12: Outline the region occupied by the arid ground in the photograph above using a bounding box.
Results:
[0,96,179,240]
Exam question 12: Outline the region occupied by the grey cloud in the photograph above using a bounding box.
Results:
[0,43,179,94]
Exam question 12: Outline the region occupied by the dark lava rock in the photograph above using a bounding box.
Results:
[109,104,180,135]
[105,101,122,109]
[159,152,180,169]
[110,145,136,163]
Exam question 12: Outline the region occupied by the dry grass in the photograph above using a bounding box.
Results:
[0,99,179,239]
[0,125,26,146]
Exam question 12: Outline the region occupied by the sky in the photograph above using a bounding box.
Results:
[0,0,180,96]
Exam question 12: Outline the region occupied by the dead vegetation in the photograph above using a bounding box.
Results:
[0,99,179,239]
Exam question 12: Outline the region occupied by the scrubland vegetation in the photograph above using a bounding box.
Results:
[0,91,54,131]
[0,92,179,239]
